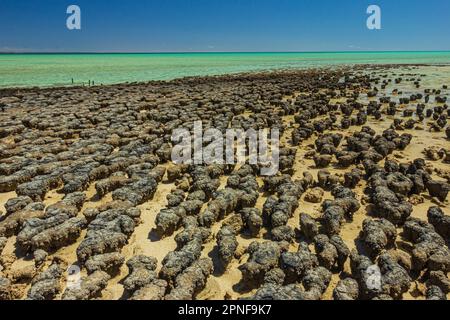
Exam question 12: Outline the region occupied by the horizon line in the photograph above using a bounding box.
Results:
[1,50,450,55]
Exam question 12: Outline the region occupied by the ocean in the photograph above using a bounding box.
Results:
[1,51,450,88]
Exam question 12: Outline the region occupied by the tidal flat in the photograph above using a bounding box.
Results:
[0,65,449,300]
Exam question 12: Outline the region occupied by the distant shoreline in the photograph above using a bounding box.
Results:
[2,50,450,55]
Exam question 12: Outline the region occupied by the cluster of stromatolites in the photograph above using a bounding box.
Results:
[0,65,449,300]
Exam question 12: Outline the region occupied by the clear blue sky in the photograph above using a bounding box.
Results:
[1,0,449,52]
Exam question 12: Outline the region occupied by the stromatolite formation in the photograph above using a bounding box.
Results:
[0,65,449,300]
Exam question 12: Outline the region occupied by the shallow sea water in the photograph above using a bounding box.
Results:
[1,51,450,88]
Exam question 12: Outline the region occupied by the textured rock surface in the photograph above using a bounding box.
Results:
[0,66,449,301]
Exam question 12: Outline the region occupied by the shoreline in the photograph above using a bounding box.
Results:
[0,63,448,94]
[2,50,450,54]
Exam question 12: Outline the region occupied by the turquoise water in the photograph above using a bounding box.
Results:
[1,51,450,88]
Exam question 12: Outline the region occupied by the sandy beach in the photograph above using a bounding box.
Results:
[0,64,449,301]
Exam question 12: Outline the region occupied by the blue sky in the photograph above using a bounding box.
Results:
[0,0,449,52]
